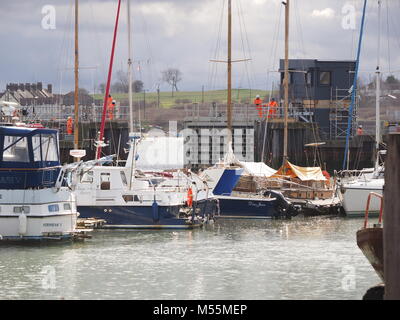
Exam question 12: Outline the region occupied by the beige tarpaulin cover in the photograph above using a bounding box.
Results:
[271,161,326,181]
[238,161,277,177]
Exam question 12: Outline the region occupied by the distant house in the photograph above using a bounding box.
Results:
[62,89,94,107]
[0,82,59,106]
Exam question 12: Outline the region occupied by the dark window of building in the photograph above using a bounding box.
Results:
[281,71,294,84]
[306,71,313,86]
[319,71,331,86]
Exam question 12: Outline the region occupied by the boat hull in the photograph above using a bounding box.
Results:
[77,204,202,229]
[0,213,77,241]
[356,227,384,281]
[341,186,383,217]
[215,196,283,219]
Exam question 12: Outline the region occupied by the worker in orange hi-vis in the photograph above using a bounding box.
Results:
[107,94,116,120]
[66,116,73,135]
[267,98,278,119]
[187,188,193,207]
[253,95,263,118]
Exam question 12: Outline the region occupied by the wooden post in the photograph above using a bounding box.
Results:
[384,133,400,299]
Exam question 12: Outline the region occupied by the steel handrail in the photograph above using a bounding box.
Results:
[364,192,384,228]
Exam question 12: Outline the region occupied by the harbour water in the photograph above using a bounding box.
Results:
[0,217,380,300]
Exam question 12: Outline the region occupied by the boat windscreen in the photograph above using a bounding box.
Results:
[2,135,29,162]
[31,133,59,162]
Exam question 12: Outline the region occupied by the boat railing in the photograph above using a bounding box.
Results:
[363,192,384,229]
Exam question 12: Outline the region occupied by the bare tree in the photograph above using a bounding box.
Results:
[98,83,106,93]
[110,70,145,93]
[162,68,182,97]
[116,70,129,93]
[133,80,144,93]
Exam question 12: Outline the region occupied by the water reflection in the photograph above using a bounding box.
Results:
[0,217,379,300]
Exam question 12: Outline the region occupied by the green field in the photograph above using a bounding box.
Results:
[94,89,271,108]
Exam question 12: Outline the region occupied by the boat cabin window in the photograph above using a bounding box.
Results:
[64,203,71,211]
[48,204,59,212]
[81,171,94,183]
[120,171,128,186]
[31,133,59,162]
[3,136,29,162]
[122,195,133,202]
[148,178,165,186]
[100,173,111,190]
[13,206,30,214]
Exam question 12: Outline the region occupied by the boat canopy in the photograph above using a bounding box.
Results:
[0,126,61,189]
[238,161,277,177]
[132,136,185,171]
[271,161,326,181]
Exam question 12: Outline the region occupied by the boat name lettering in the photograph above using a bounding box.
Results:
[43,223,62,227]
[248,202,266,208]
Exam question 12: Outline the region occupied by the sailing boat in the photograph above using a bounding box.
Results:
[201,0,297,219]
[74,0,215,229]
[339,0,385,217]
[229,0,337,216]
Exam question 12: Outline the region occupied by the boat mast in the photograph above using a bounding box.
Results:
[227,0,232,147]
[342,0,368,170]
[96,0,122,159]
[127,0,136,190]
[283,0,289,165]
[127,0,134,135]
[375,0,381,158]
[74,0,79,151]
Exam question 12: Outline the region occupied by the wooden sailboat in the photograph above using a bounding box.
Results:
[231,0,338,216]
[202,0,298,219]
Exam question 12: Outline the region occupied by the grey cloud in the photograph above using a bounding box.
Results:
[0,0,399,93]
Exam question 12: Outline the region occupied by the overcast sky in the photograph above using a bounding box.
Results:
[1,0,400,94]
